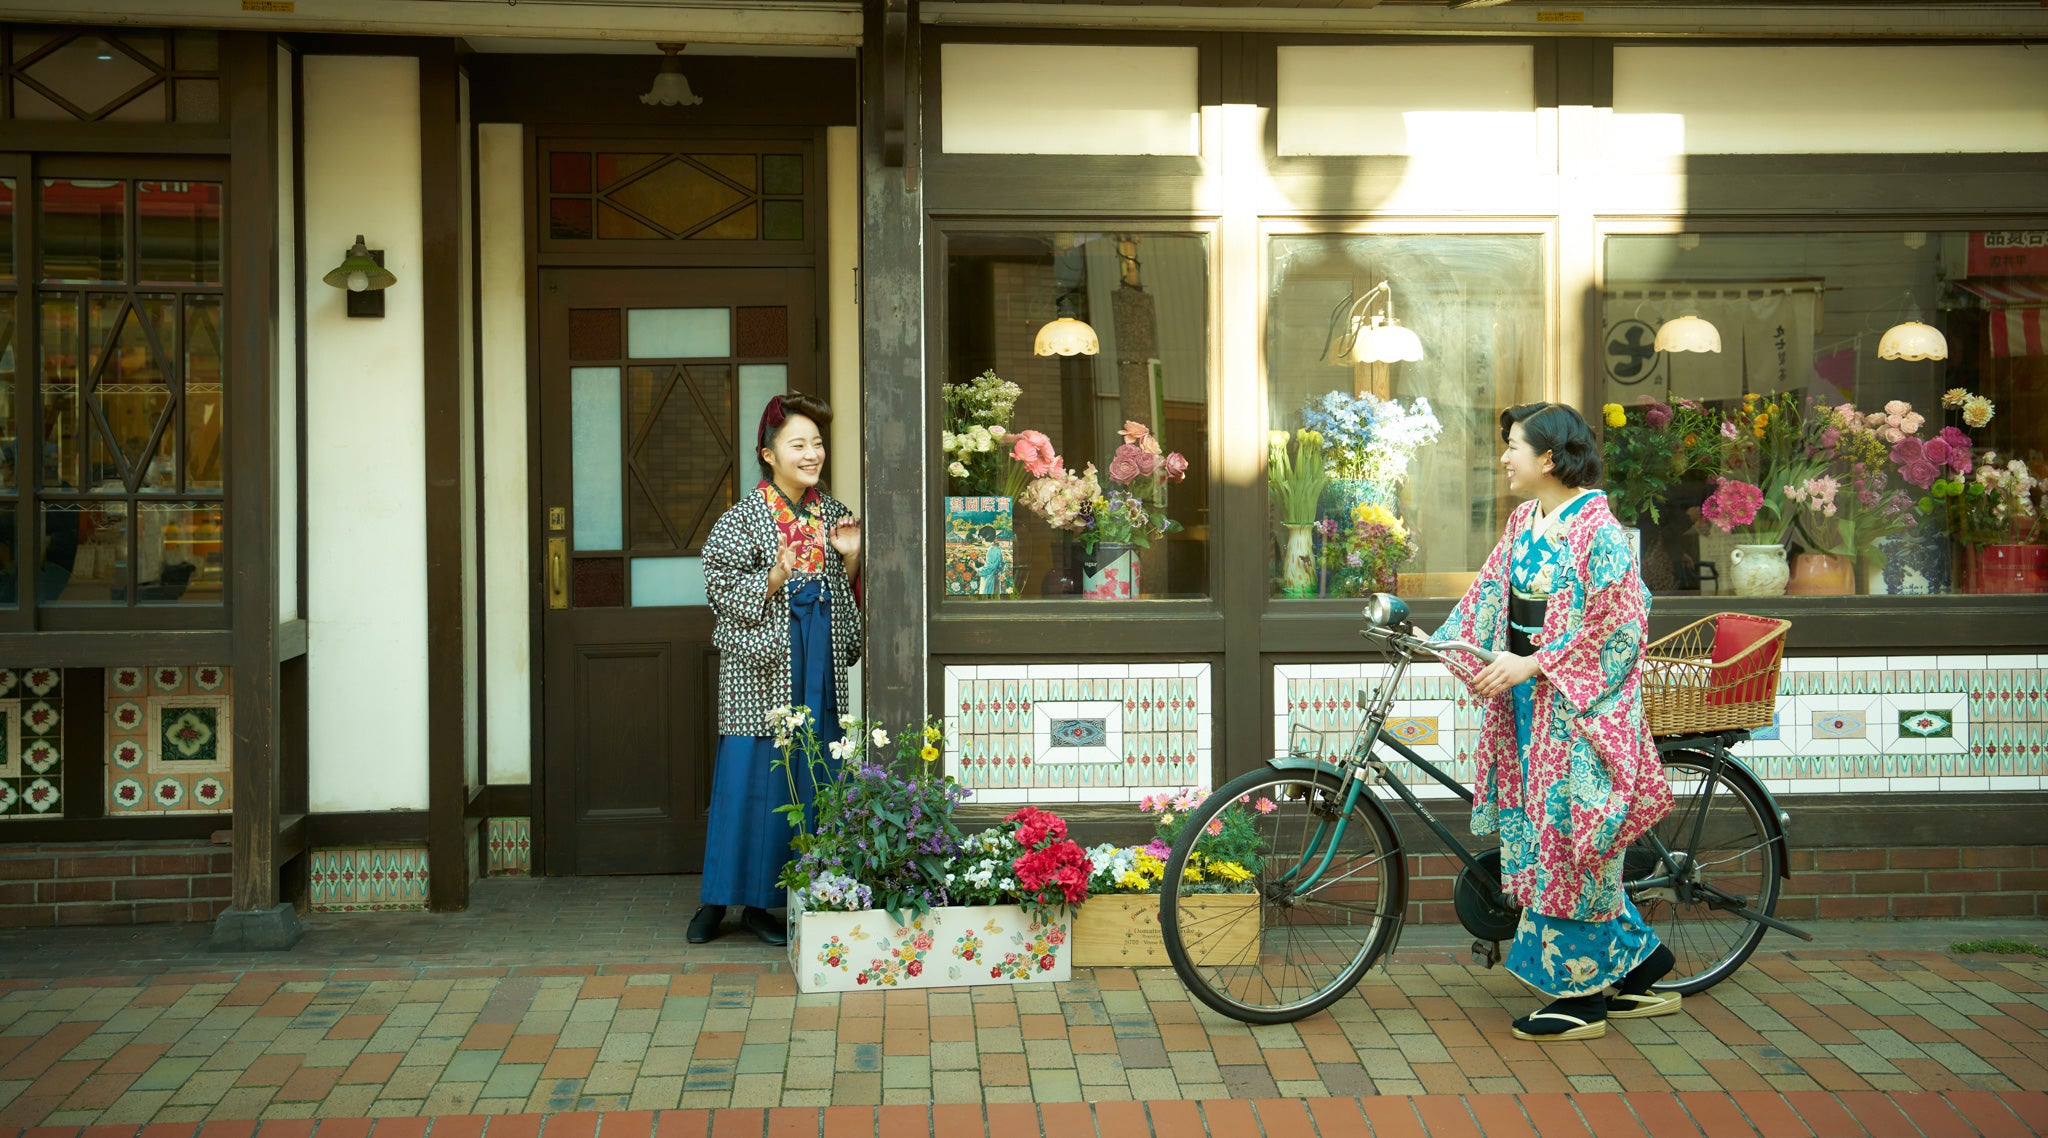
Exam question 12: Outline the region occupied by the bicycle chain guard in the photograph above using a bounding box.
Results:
[1452,848,1522,943]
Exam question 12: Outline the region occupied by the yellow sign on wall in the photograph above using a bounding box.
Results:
[242,0,294,11]
[1536,11,1586,21]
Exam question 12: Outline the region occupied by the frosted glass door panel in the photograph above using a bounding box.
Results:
[632,556,707,607]
[628,307,729,358]
[738,364,787,453]
[571,366,622,550]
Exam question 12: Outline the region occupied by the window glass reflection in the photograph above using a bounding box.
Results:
[40,178,126,285]
[944,232,1210,600]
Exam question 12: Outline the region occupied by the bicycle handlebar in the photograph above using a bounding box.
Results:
[1360,623,1499,665]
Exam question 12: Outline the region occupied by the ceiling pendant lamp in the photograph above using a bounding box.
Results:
[641,43,704,107]
[1034,293,1099,356]
[1654,314,1722,353]
[1878,320,1948,361]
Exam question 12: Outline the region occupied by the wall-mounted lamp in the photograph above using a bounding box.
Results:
[321,235,396,318]
[1325,280,1425,365]
[641,43,704,107]
[1034,294,1099,357]
[1653,314,1722,353]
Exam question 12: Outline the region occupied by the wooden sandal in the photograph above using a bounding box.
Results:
[1608,990,1683,1019]
[1510,1011,1608,1041]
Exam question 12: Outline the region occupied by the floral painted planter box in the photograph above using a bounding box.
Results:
[788,889,1073,993]
[1071,893,1260,968]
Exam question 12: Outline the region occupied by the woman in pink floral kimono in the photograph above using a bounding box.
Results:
[1432,403,1679,1042]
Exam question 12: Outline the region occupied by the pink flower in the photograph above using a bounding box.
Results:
[1936,427,1972,474]
[1119,421,1152,447]
[1255,797,1276,814]
[1206,819,1223,836]
[1107,445,1144,485]
[1701,477,1763,532]
[1163,452,1189,481]
[1720,421,1739,440]
[1011,430,1061,477]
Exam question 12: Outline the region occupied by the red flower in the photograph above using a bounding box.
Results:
[990,967,1001,978]
[1005,805,1068,849]
[907,960,923,977]
[1039,954,1055,971]
[856,974,869,985]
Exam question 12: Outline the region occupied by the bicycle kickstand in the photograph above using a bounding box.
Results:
[1471,940,1503,969]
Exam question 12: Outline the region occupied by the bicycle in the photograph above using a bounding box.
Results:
[1158,592,1813,1024]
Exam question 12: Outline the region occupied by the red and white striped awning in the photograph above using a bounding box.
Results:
[1953,277,2048,358]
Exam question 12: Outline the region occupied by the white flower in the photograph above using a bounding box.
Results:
[840,713,859,730]
[948,461,969,478]
[871,727,890,749]
[829,737,857,761]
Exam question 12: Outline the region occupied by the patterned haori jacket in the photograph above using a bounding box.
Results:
[1433,493,1672,922]
[702,487,863,737]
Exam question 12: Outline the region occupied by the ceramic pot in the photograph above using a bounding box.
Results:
[1728,543,1790,597]
[1081,542,1140,600]
[1786,552,1855,595]
[1962,543,2048,594]
[1867,528,1949,595]
[1278,523,1317,597]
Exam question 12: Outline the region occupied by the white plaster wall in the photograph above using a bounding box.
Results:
[826,124,861,716]
[277,44,299,623]
[941,44,1199,156]
[1276,45,1538,160]
[303,55,429,812]
[478,123,531,786]
[1612,45,2048,155]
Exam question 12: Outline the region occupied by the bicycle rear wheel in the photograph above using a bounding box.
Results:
[1160,768,1405,1024]
[1626,751,1783,995]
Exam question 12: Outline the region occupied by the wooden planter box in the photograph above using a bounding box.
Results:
[787,888,1073,993]
[1071,892,1260,968]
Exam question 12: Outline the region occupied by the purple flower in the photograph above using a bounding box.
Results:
[1890,438,1938,490]
[1645,401,1673,429]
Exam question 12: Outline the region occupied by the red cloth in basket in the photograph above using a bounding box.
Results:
[1706,613,1783,707]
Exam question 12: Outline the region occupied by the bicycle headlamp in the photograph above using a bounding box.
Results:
[1363,592,1410,629]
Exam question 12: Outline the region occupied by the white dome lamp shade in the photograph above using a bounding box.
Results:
[1034,293,1100,356]
[641,43,704,107]
[1878,321,1948,361]
[1653,314,1723,354]
[1352,314,1425,364]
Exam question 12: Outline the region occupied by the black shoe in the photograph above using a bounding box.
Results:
[741,906,787,947]
[686,904,727,944]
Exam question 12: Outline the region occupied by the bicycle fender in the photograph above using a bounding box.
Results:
[1668,747,1793,881]
[1264,756,1336,775]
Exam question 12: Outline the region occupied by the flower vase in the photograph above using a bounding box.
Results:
[1963,543,2048,594]
[1728,543,1790,597]
[1278,523,1317,598]
[1039,543,1080,597]
[1786,552,1855,595]
[1081,542,1140,600]
[1322,478,1391,520]
[1868,528,1948,595]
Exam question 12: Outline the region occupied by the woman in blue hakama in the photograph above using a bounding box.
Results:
[691,393,862,946]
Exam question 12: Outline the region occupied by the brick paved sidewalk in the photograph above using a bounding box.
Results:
[0,878,2042,1135]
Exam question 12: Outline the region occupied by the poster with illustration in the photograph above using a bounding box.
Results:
[943,496,1015,596]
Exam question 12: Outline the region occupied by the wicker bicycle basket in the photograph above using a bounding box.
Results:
[1640,613,1790,735]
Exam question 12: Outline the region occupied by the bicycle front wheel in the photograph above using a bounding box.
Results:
[1627,751,1784,995]
[1159,768,1405,1024]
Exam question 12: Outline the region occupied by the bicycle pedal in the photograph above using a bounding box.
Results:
[1471,939,1503,969]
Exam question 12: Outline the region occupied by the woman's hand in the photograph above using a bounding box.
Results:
[766,536,802,593]
[830,516,863,580]
[1470,651,1542,699]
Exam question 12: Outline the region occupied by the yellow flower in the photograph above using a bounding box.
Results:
[1116,870,1149,891]
[919,744,939,763]
[1181,861,1204,883]
[1753,414,1769,439]
[1134,851,1165,879]
[1602,403,1625,429]
[1962,395,1995,429]
[1942,387,1970,409]
[1208,861,1253,884]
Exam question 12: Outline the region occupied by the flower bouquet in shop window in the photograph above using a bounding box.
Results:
[1907,388,2048,593]
[1270,392,1439,599]
[1672,392,1830,596]
[769,709,1091,991]
[941,370,1032,598]
[1014,421,1188,600]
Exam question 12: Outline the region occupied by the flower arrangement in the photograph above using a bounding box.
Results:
[1016,421,1188,553]
[1676,392,1831,543]
[941,370,1029,498]
[1268,429,1329,526]
[1599,398,1682,527]
[1906,388,2037,549]
[947,806,1094,921]
[1138,788,1267,893]
[1797,400,1923,562]
[1317,502,1416,598]
[772,709,969,920]
[1300,391,1442,491]
[1944,451,2043,546]
[1084,843,1168,895]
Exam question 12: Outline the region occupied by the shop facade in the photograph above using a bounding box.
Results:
[0,2,2041,944]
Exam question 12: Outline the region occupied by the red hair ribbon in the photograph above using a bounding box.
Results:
[756,394,787,451]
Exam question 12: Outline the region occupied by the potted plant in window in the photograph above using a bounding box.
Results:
[1822,399,1938,594]
[941,370,1030,597]
[1600,397,1681,571]
[1016,421,1187,600]
[773,710,1094,992]
[1268,428,1329,597]
[1909,389,2045,594]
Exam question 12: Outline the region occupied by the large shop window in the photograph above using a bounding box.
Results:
[0,174,225,610]
[1602,231,2045,598]
[942,232,1209,601]
[1266,234,1546,600]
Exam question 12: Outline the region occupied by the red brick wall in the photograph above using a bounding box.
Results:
[1401,845,2048,927]
[0,841,232,926]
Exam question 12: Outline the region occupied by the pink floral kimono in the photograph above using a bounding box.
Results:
[1433,491,1672,927]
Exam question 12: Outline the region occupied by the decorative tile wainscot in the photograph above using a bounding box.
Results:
[945,662,1212,804]
[788,889,1073,993]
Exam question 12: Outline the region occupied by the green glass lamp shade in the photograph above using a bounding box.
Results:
[322,235,397,293]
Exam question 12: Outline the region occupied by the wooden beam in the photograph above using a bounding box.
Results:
[216,30,299,950]
[420,42,471,913]
[861,0,928,729]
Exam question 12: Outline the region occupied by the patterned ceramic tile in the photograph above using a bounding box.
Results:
[106,665,232,813]
[1278,657,2047,797]
[945,663,1209,801]
[486,816,533,876]
[0,667,64,817]
[308,845,431,910]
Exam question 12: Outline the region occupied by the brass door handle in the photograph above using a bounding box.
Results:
[548,537,568,609]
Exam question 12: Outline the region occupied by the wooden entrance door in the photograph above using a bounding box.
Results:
[538,268,815,874]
